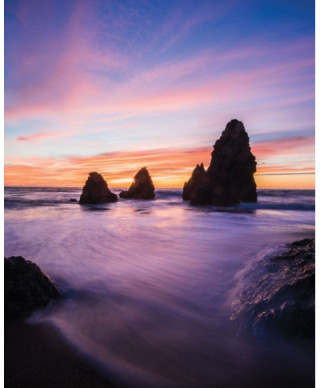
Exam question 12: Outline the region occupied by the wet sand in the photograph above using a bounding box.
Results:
[5,320,315,388]
[5,321,125,388]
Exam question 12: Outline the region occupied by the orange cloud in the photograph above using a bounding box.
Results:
[4,133,314,189]
[255,174,314,190]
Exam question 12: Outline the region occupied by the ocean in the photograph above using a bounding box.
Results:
[4,187,315,387]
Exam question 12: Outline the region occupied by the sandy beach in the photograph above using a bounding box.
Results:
[5,321,124,388]
[5,319,315,388]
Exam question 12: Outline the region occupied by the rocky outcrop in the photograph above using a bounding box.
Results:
[79,172,118,204]
[231,239,315,339]
[182,163,211,205]
[183,119,257,206]
[5,256,60,320]
[120,167,155,200]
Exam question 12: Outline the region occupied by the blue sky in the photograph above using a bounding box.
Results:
[4,0,315,188]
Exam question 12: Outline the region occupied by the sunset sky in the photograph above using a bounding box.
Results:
[4,0,315,189]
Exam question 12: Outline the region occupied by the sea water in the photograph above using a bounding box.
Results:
[4,188,315,387]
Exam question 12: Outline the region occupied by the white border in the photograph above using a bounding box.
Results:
[315,0,318,385]
[0,1,317,388]
[1,0,4,386]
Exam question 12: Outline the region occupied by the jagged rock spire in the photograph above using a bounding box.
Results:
[183,119,257,205]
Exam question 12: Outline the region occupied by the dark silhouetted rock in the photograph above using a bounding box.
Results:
[69,198,77,202]
[183,119,257,206]
[182,163,211,205]
[79,172,118,204]
[120,167,155,200]
[5,256,60,320]
[231,239,315,339]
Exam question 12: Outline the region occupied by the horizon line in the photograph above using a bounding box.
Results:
[3,185,315,191]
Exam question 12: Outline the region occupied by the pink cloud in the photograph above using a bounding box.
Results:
[16,131,64,142]
[252,136,314,159]
[5,16,314,124]
[5,0,124,121]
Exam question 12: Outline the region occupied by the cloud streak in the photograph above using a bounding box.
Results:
[4,0,314,189]
[16,132,63,142]
[4,134,314,188]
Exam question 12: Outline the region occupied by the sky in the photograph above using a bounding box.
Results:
[4,0,315,189]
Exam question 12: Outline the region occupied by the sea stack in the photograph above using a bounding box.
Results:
[79,172,118,204]
[5,256,60,320]
[120,167,155,200]
[183,119,257,205]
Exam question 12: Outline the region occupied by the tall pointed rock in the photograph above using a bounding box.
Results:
[183,119,257,205]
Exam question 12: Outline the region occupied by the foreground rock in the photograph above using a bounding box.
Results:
[231,239,315,339]
[79,172,118,204]
[5,256,60,320]
[183,119,257,205]
[120,167,155,199]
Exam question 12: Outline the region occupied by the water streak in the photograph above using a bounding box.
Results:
[4,188,315,387]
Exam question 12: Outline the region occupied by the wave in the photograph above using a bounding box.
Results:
[154,189,182,198]
[240,202,315,212]
[257,189,314,197]
[4,187,315,212]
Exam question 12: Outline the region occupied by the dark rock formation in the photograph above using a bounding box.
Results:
[182,163,211,205]
[231,239,315,339]
[5,256,60,320]
[120,167,155,200]
[79,172,118,204]
[183,119,257,205]
[69,198,78,203]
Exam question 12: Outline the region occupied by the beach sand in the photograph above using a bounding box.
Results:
[5,321,124,388]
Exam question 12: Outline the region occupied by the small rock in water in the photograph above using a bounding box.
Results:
[69,198,77,202]
[120,167,155,200]
[231,239,315,339]
[183,119,257,206]
[79,172,118,204]
[5,256,61,320]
